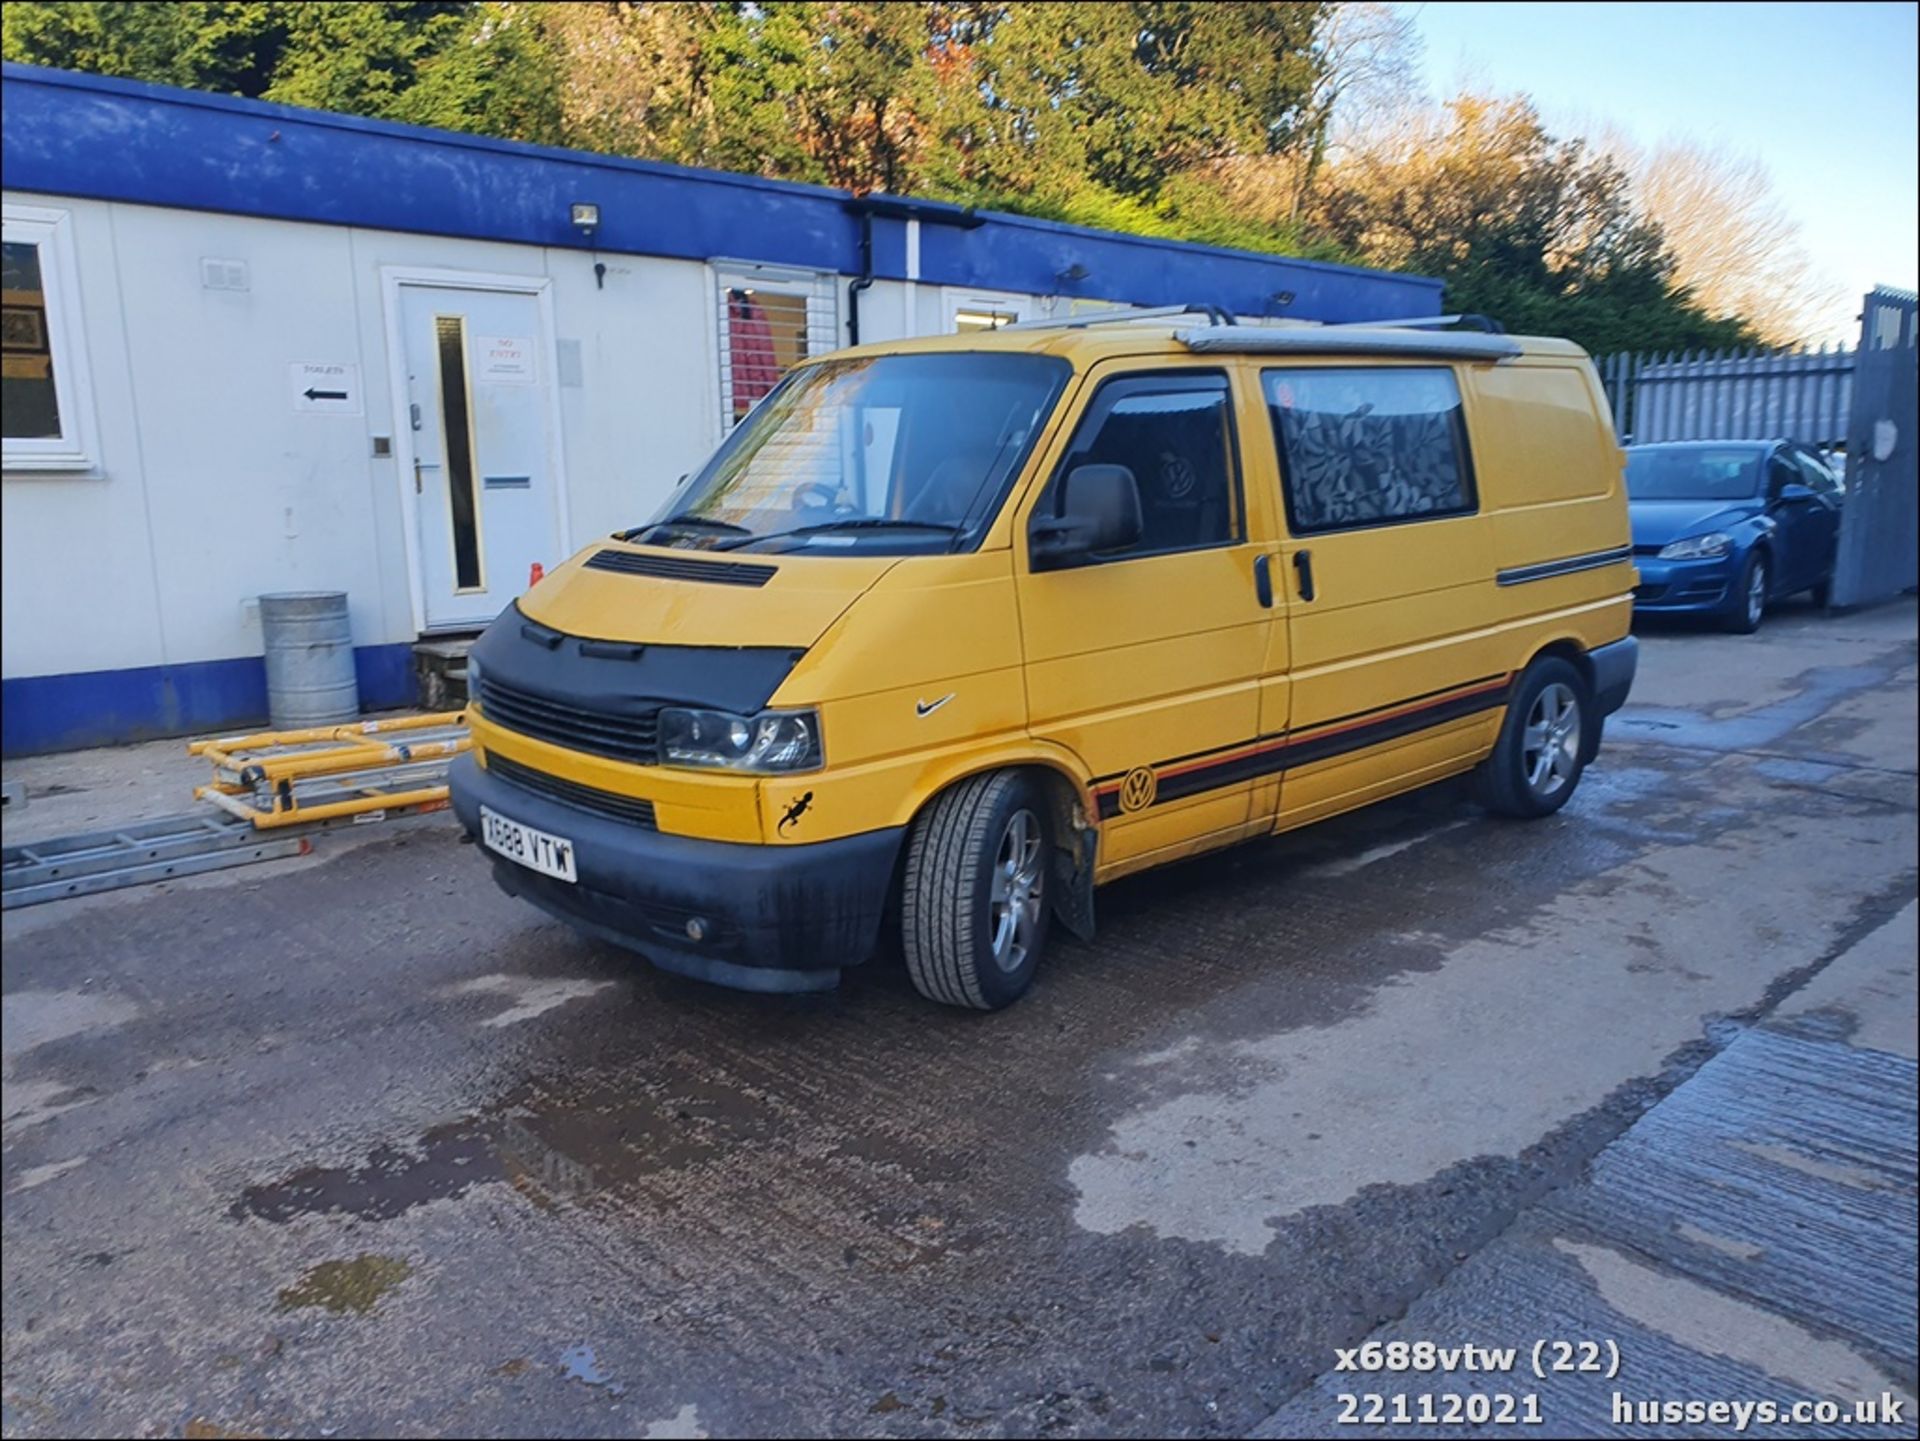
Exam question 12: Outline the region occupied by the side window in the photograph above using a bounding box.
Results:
[1264,367,1475,533]
[1040,371,1240,561]
[1766,452,1798,498]
[953,307,1021,332]
[3,204,98,471]
[1794,450,1839,495]
[715,272,837,431]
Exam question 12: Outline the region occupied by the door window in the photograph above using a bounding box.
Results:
[1765,452,1799,500]
[1040,372,1241,561]
[1792,449,1841,495]
[1265,368,1475,533]
[433,315,484,591]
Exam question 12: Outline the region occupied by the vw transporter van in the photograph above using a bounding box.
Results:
[450,311,1638,1009]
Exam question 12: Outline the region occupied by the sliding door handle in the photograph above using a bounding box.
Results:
[1293,548,1316,602]
[1253,553,1275,608]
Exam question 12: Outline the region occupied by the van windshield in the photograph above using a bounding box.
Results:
[1625,446,1764,502]
[634,352,1072,554]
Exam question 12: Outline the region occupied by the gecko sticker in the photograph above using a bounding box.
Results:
[778,791,815,835]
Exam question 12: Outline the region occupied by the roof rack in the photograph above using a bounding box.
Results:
[1001,303,1235,332]
[1329,313,1507,333]
[1181,326,1523,361]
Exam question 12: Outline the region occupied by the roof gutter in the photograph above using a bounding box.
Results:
[843,195,984,346]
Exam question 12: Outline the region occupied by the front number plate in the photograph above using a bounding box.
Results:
[480,806,577,883]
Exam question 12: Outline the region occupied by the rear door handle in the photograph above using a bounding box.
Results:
[1253,553,1274,608]
[1293,548,1316,602]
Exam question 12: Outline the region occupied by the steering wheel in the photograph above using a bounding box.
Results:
[790,479,855,513]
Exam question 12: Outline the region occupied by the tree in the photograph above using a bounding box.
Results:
[939,2,1324,207]
[1617,138,1838,347]
[3,1,563,142]
[528,2,716,163]
[1308,90,1754,353]
[3,1,197,87]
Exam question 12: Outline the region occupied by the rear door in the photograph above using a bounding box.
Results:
[1259,364,1505,828]
[1015,361,1274,873]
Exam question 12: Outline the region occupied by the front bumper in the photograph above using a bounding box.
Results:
[449,754,904,993]
[1631,553,1736,612]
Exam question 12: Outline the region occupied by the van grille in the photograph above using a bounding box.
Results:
[584,549,777,587]
[475,676,659,766]
[487,753,658,830]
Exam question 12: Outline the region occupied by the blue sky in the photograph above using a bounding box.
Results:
[1407,1,1918,341]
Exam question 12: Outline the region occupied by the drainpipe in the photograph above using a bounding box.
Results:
[848,209,875,347]
[843,195,985,347]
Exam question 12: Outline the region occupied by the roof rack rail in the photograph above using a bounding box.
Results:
[1000,302,1236,332]
[1330,313,1507,334]
[1181,326,1523,361]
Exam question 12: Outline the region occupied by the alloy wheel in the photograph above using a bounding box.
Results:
[1747,559,1767,628]
[988,808,1045,972]
[1522,682,1581,800]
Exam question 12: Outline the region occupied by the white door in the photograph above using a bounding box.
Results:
[396,282,560,630]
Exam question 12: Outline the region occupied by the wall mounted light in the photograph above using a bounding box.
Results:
[571,203,606,289]
[1271,290,1296,310]
[1056,262,1090,284]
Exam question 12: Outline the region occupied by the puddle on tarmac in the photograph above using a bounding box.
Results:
[1616,660,1896,755]
[229,1052,987,1278]
[277,1253,412,1314]
[559,1342,625,1395]
[231,1121,498,1223]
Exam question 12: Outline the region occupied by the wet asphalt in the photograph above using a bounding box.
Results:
[3,599,1915,1439]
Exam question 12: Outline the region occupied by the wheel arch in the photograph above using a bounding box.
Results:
[898,745,1100,942]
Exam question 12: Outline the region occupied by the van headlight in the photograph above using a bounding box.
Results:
[1658,531,1733,560]
[657,707,822,773]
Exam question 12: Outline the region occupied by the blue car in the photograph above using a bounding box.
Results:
[1626,440,1844,632]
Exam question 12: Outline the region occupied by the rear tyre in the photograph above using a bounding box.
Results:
[901,771,1053,1010]
[1724,551,1768,634]
[1475,658,1591,819]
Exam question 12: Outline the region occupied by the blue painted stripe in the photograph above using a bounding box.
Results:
[2,644,417,756]
[0,62,1441,324]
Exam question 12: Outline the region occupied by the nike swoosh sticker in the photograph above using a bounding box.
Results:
[915,694,955,717]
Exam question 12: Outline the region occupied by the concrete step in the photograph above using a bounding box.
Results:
[412,632,482,710]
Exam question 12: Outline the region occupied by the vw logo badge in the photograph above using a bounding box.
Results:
[1119,766,1157,813]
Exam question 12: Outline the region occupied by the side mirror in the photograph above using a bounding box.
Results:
[1775,481,1816,506]
[1030,464,1144,569]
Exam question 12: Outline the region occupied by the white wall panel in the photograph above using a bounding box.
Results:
[1,193,164,677]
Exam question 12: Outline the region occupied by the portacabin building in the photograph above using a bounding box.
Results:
[0,62,1441,754]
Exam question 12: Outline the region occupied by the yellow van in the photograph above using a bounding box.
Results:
[450,311,1637,1008]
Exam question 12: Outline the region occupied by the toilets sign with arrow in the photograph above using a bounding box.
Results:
[288,361,363,415]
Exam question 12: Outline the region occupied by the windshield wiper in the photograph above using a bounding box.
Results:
[620,514,752,540]
[719,517,963,549]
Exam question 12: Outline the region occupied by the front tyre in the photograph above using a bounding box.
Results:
[1476,658,1591,819]
[1724,551,1768,633]
[902,771,1052,1010]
